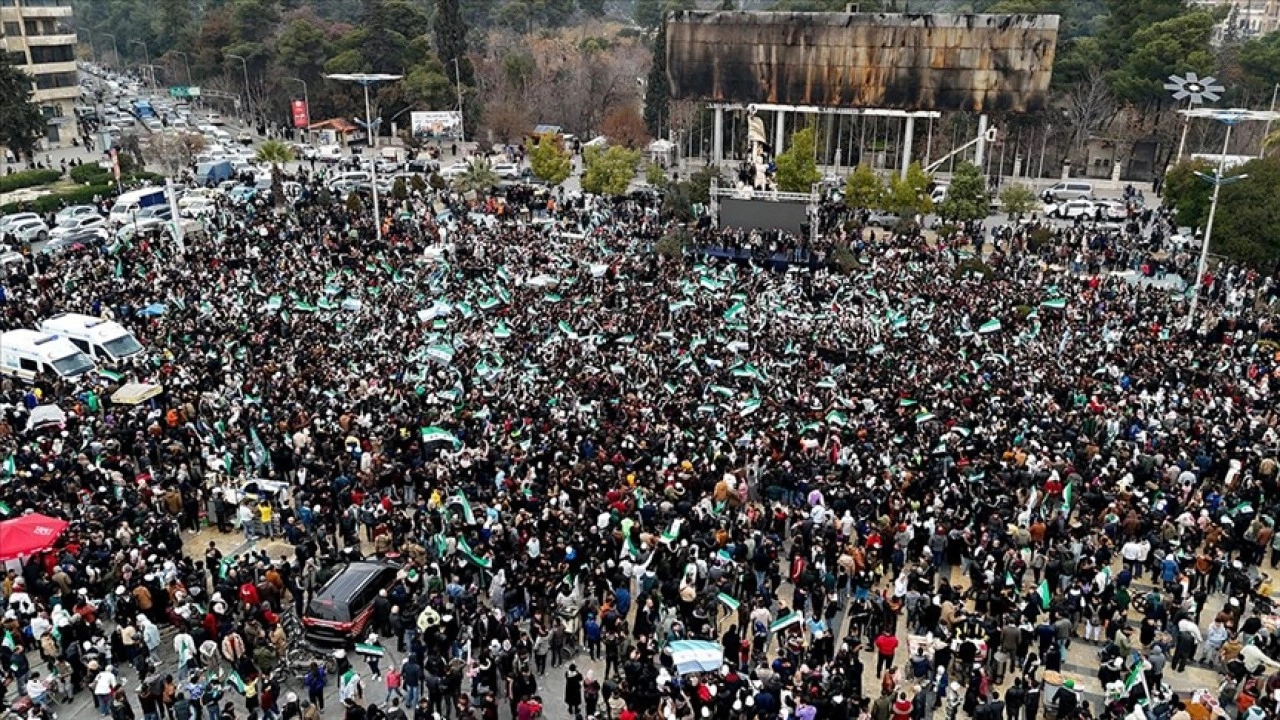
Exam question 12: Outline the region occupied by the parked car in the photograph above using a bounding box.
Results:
[135,205,173,222]
[207,112,226,126]
[1040,181,1094,202]
[1046,199,1096,219]
[315,145,344,163]
[1093,200,1129,221]
[865,210,902,228]
[0,213,41,236]
[38,227,107,255]
[491,162,521,180]
[9,219,49,244]
[237,130,254,145]
[54,205,101,227]
[49,214,106,239]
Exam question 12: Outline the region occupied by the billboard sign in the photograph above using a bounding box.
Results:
[291,99,310,129]
[666,11,1059,113]
[169,86,201,99]
[410,111,462,141]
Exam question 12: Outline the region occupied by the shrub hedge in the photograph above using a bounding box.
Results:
[0,169,62,193]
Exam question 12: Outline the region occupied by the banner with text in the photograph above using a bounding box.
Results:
[410,111,462,141]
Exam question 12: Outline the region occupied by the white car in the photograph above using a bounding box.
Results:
[439,163,470,180]
[315,145,344,163]
[491,162,521,179]
[1046,199,1095,219]
[207,113,226,126]
[0,212,41,235]
[50,214,106,238]
[1093,200,1129,221]
[8,219,50,243]
[55,205,101,227]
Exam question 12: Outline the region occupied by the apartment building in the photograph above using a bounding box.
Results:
[1192,0,1280,42]
[0,0,78,146]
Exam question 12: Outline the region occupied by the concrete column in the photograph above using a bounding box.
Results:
[774,110,786,155]
[899,114,916,179]
[713,107,724,164]
[974,114,989,169]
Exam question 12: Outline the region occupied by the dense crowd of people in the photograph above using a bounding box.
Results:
[0,158,1279,720]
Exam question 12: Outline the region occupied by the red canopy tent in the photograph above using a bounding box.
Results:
[0,513,68,561]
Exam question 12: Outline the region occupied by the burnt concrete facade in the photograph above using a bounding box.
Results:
[666,11,1059,113]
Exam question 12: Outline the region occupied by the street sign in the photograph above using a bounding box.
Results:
[168,86,202,99]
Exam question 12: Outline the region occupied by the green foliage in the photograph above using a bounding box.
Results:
[646,163,667,187]
[843,165,884,210]
[1097,0,1192,69]
[410,173,429,195]
[582,145,641,196]
[255,140,296,166]
[434,0,472,85]
[325,49,372,75]
[1106,12,1216,106]
[0,169,62,193]
[1239,32,1280,94]
[391,177,408,201]
[655,228,691,258]
[403,59,456,110]
[1213,154,1280,266]
[831,247,858,273]
[276,19,332,76]
[937,162,986,222]
[999,183,1039,218]
[346,191,363,213]
[0,58,47,161]
[580,0,607,16]
[883,162,935,217]
[771,0,881,9]
[526,134,573,185]
[635,0,663,28]
[643,21,669,139]
[774,127,821,193]
[71,164,111,184]
[662,164,720,220]
[1161,159,1215,231]
[454,157,501,193]
[1,184,112,215]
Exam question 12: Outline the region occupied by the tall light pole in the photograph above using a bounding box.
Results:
[288,77,309,142]
[325,73,402,244]
[1180,107,1280,329]
[450,58,466,145]
[100,33,118,69]
[226,53,250,119]
[130,40,152,91]
[1263,83,1279,154]
[173,50,193,86]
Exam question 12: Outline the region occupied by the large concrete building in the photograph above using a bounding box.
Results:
[0,0,78,147]
[1191,0,1280,42]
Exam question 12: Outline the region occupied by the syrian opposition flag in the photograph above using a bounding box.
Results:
[227,669,246,694]
[426,343,455,365]
[557,320,576,337]
[915,412,936,424]
[421,426,461,449]
[453,490,476,525]
[826,410,848,427]
[739,397,762,417]
[3,454,16,477]
[660,519,682,544]
[493,322,512,339]
[355,642,385,656]
[1040,298,1067,310]
[723,301,746,321]
[1123,661,1146,697]
[717,593,741,611]
[1062,482,1074,512]
[1037,580,1052,610]
[979,318,1002,334]
[770,611,803,633]
[456,538,492,568]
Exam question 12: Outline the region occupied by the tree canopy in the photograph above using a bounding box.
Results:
[937,162,987,222]
[774,128,821,193]
[0,59,46,162]
[582,145,641,196]
[526,133,572,185]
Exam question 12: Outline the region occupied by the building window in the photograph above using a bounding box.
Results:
[3,22,20,37]
[5,50,26,65]
[28,44,72,64]
[33,70,74,89]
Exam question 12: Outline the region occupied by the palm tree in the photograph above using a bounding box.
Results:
[254,140,297,210]
[1266,128,1280,155]
[455,157,499,195]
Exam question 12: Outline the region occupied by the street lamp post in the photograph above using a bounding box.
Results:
[324,73,402,244]
[1179,107,1280,329]
[100,33,118,69]
[173,51,193,86]
[226,54,250,120]
[1164,72,1224,164]
[451,58,466,145]
[287,77,309,143]
[130,40,152,91]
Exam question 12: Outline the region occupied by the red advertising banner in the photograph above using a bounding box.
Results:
[291,99,309,129]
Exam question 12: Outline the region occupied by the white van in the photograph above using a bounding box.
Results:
[109,187,167,225]
[39,313,145,365]
[0,329,96,382]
